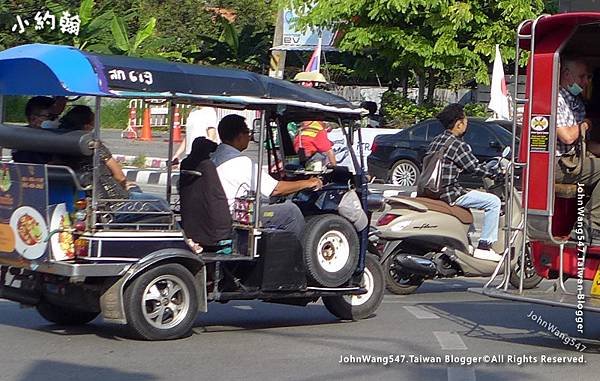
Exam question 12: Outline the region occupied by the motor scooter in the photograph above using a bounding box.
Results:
[372,148,542,295]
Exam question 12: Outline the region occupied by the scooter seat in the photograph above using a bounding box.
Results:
[412,197,474,224]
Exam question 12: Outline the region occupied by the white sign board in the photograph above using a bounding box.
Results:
[328,127,398,171]
[282,9,336,47]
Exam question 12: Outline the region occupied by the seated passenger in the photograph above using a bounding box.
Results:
[179,137,232,254]
[293,121,336,168]
[12,96,59,164]
[555,58,600,243]
[58,105,171,222]
[211,115,322,238]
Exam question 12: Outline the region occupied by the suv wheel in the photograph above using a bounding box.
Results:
[390,160,420,186]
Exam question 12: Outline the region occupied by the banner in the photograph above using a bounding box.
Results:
[276,9,337,51]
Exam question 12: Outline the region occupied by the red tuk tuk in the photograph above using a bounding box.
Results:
[479,13,600,322]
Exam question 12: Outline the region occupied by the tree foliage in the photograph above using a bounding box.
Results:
[285,0,547,88]
[0,0,276,72]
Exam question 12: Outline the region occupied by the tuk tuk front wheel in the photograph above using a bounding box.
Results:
[36,302,99,325]
[322,254,384,320]
[124,263,198,341]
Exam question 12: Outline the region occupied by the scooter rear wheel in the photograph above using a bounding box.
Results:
[384,255,424,295]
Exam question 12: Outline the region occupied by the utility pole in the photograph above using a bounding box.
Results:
[269,9,286,79]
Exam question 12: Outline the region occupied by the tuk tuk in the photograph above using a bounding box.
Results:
[476,13,600,325]
[0,44,385,340]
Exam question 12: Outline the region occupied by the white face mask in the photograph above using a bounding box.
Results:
[41,120,59,129]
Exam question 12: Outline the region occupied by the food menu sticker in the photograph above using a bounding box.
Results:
[49,203,75,261]
[530,115,550,152]
[0,163,49,260]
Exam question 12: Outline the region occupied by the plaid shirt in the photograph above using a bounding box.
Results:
[426,130,495,204]
[556,87,586,156]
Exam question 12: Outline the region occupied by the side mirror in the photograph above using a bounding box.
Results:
[251,118,261,142]
[489,140,502,149]
[501,146,511,158]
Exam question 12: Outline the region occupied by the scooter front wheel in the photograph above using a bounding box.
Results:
[384,255,424,295]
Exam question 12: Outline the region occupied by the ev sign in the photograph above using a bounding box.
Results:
[282,8,336,47]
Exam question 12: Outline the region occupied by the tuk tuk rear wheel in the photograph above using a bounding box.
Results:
[36,302,99,326]
[509,245,543,289]
[124,263,198,341]
[303,215,360,287]
[322,254,384,320]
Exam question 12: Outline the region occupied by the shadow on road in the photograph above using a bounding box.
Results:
[18,360,156,381]
[423,299,600,354]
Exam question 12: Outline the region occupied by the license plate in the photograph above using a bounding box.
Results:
[591,265,600,297]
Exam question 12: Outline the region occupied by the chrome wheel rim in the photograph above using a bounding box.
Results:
[392,163,418,186]
[142,274,190,330]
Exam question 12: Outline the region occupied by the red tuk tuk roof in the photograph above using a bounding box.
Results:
[520,12,600,50]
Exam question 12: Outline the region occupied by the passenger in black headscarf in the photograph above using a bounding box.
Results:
[180,137,232,253]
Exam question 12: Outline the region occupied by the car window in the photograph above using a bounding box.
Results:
[464,123,496,146]
[426,121,444,140]
[486,122,515,145]
[407,123,428,140]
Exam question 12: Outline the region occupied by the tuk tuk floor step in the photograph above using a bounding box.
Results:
[200,254,254,261]
[469,287,600,313]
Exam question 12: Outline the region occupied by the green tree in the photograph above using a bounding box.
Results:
[285,0,547,102]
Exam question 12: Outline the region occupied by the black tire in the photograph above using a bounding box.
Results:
[389,160,420,186]
[510,246,543,289]
[36,302,98,326]
[302,214,360,287]
[383,254,425,295]
[323,254,384,320]
[124,263,199,341]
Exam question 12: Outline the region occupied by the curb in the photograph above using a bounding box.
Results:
[123,168,178,186]
[113,154,168,169]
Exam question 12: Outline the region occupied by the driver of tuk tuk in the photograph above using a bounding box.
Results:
[555,58,600,243]
[211,114,323,238]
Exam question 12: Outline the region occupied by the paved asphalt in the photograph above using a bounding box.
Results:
[0,279,598,381]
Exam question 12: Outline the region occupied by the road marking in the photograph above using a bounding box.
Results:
[433,331,467,350]
[403,306,440,319]
[233,305,252,310]
[448,367,476,381]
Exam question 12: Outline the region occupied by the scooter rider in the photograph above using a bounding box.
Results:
[426,103,502,261]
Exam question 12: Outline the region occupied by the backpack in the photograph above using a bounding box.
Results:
[417,139,452,198]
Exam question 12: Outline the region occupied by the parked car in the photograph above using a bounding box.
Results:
[367,118,519,188]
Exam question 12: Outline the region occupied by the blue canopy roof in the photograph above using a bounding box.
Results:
[0,44,109,96]
[0,44,358,112]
